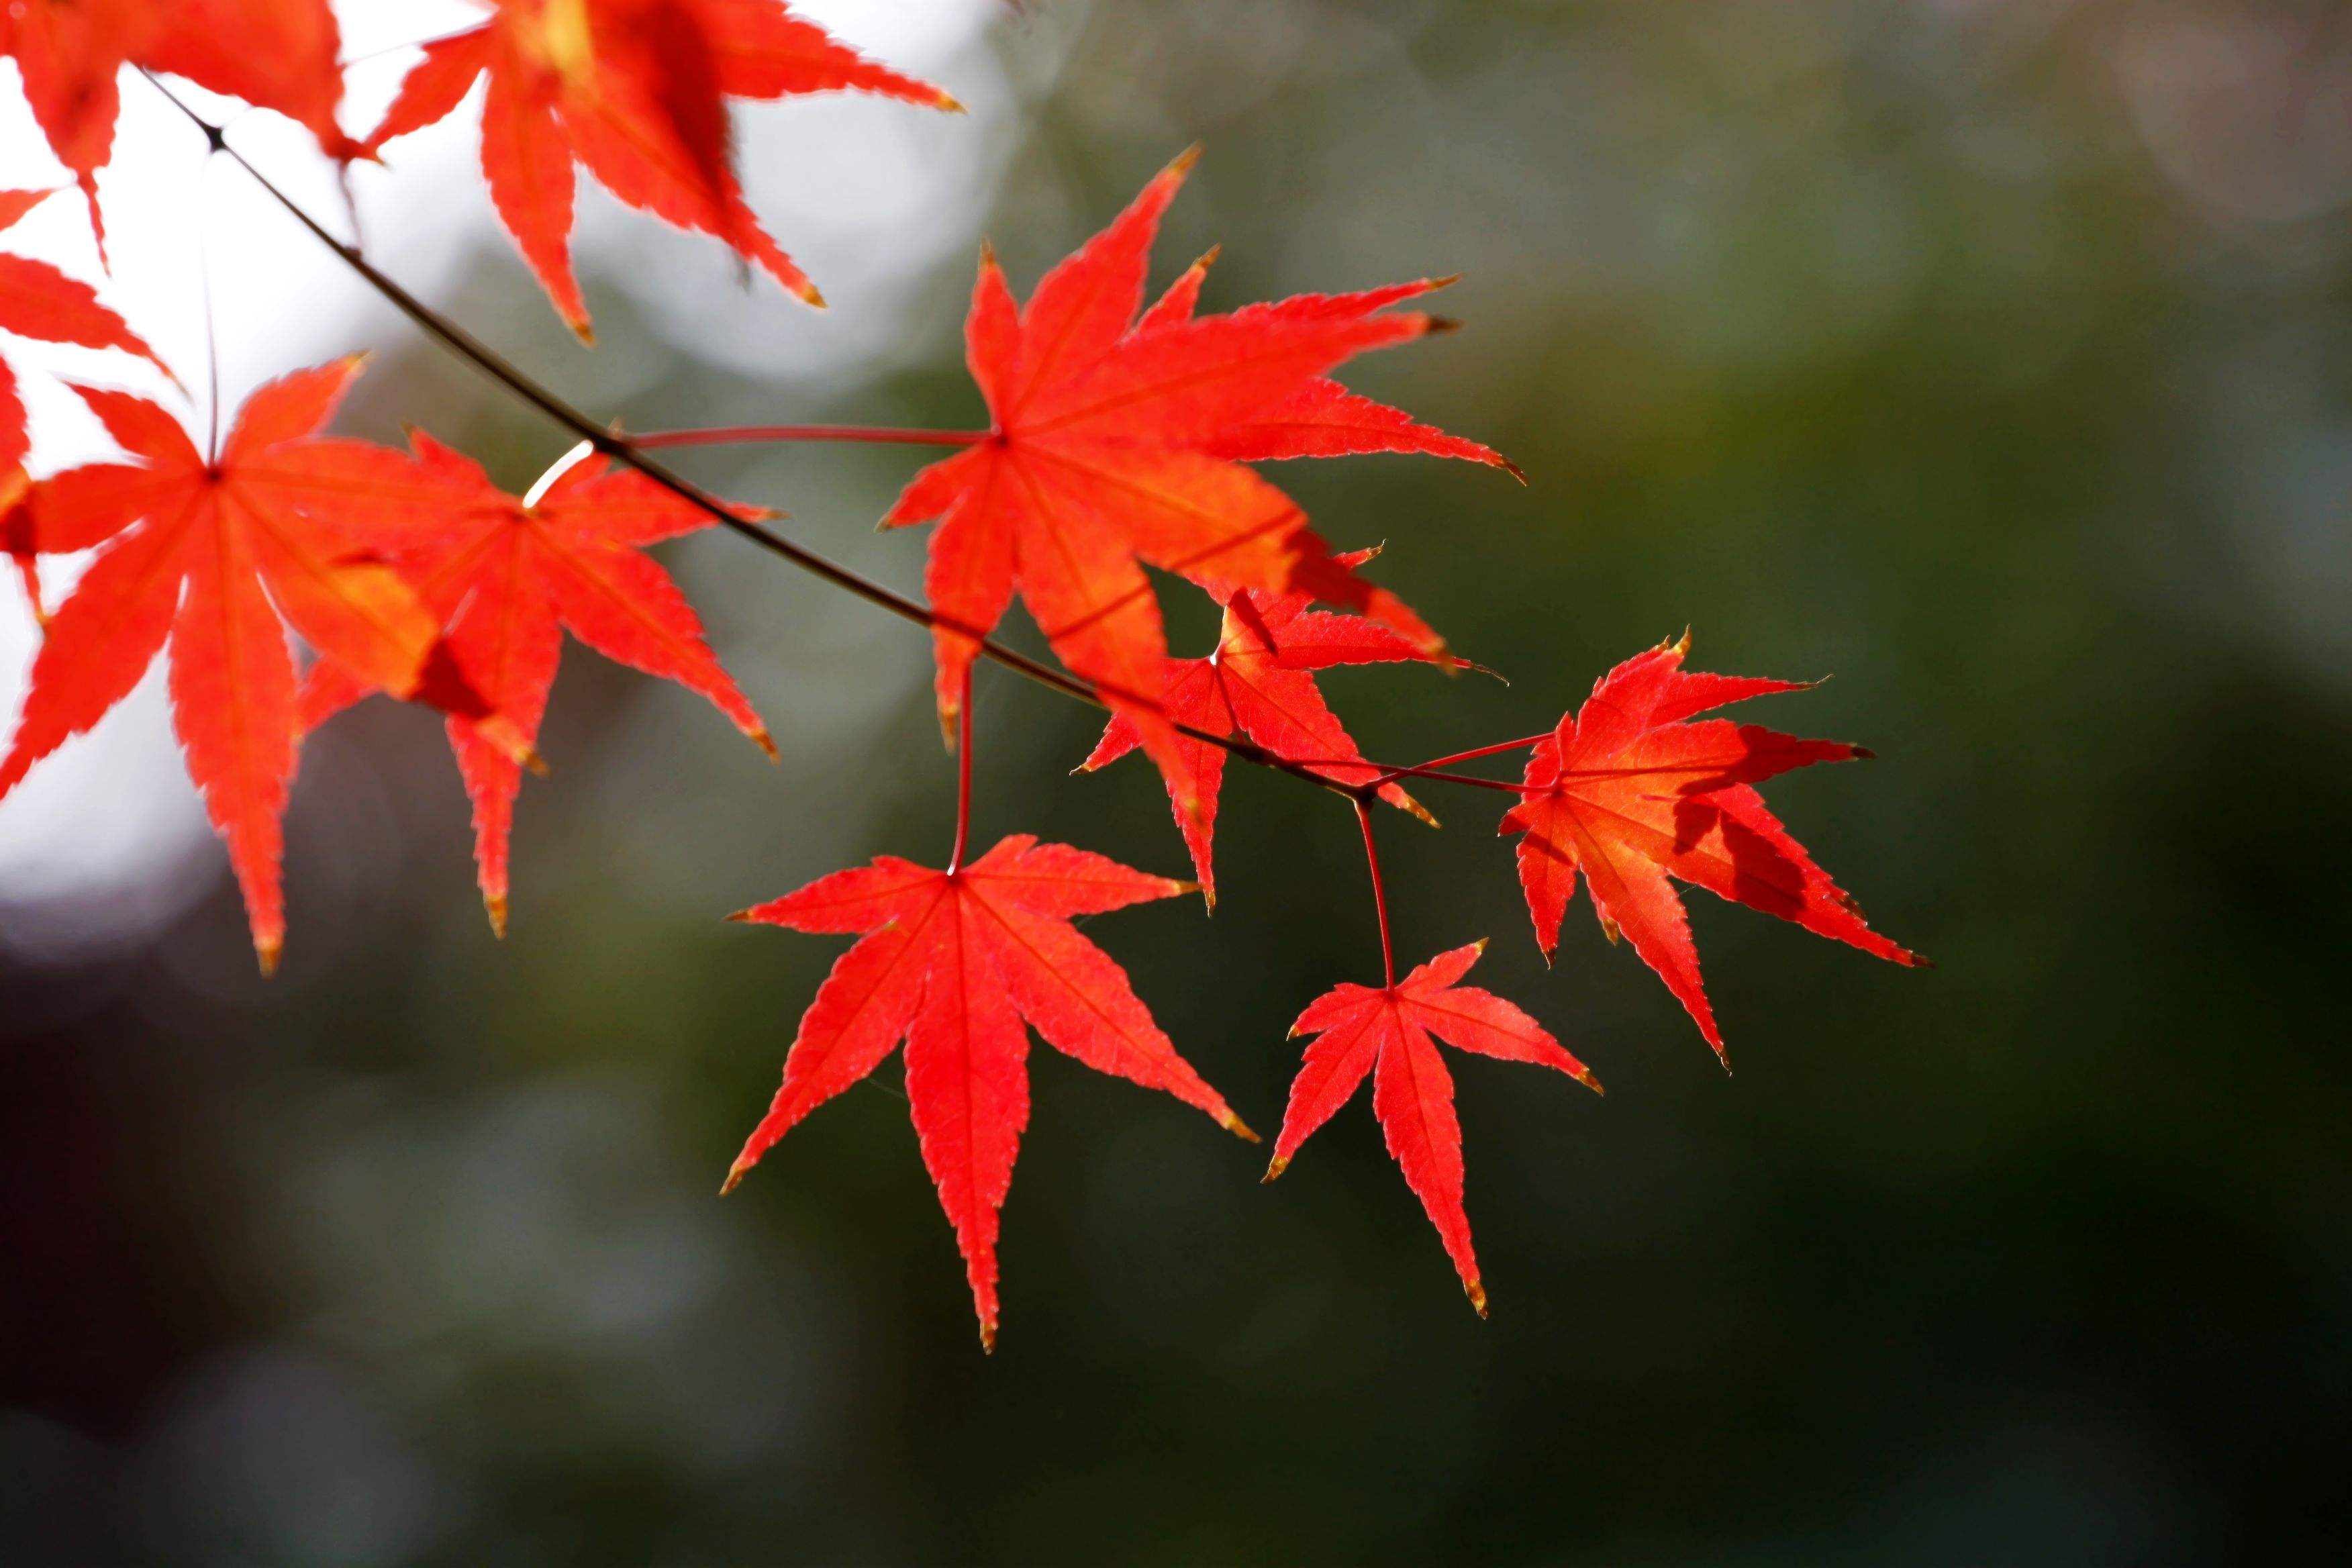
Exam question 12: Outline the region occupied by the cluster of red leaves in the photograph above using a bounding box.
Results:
[0,2,1922,1342]
[885,149,1512,801]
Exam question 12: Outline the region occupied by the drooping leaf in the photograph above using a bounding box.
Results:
[886,151,1511,806]
[1079,554,1451,907]
[726,834,1254,1347]
[1267,940,1597,1314]
[1499,634,1924,1060]
[0,360,515,971]
[360,0,957,338]
[301,434,775,934]
[0,0,348,250]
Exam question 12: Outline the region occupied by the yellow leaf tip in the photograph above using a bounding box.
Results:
[751,726,779,763]
[1220,1110,1260,1144]
[1169,143,1205,178]
[485,893,508,938]
[254,936,283,977]
[1262,1155,1290,1183]
[1466,1279,1489,1318]
[978,1320,997,1353]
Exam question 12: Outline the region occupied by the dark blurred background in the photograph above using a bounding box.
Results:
[5,0,2350,1562]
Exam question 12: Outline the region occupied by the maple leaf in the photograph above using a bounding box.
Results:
[301,432,775,934]
[1499,634,1924,1061]
[1078,552,1452,908]
[1,0,348,251]
[885,150,1511,810]
[0,359,518,971]
[1266,940,1598,1315]
[1,185,180,611]
[726,834,1255,1348]
[0,183,177,464]
[359,0,958,338]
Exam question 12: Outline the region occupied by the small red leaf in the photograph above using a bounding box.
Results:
[1269,942,1596,1315]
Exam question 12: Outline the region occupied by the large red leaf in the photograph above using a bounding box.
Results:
[886,152,1512,807]
[1499,635,1924,1061]
[726,834,1254,1347]
[360,0,957,338]
[0,361,509,971]
[1267,941,1597,1314]
[301,434,774,934]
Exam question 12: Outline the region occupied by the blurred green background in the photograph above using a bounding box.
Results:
[5,1,2350,1562]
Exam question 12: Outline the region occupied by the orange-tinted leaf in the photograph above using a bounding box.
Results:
[888,153,1507,805]
[1499,636,1923,1061]
[361,0,954,336]
[1267,942,1596,1314]
[301,433,771,932]
[727,834,1250,1348]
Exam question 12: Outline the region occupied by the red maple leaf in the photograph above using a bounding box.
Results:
[301,433,775,934]
[883,150,1512,808]
[1500,635,1923,1060]
[726,833,1255,1348]
[0,360,516,971]
[1077,553,1451,908]
[1,184,178,612]
[1,0,348,250]
[1267,940,1598,1315]
[2,185,179,610]
[359,0,957,338]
